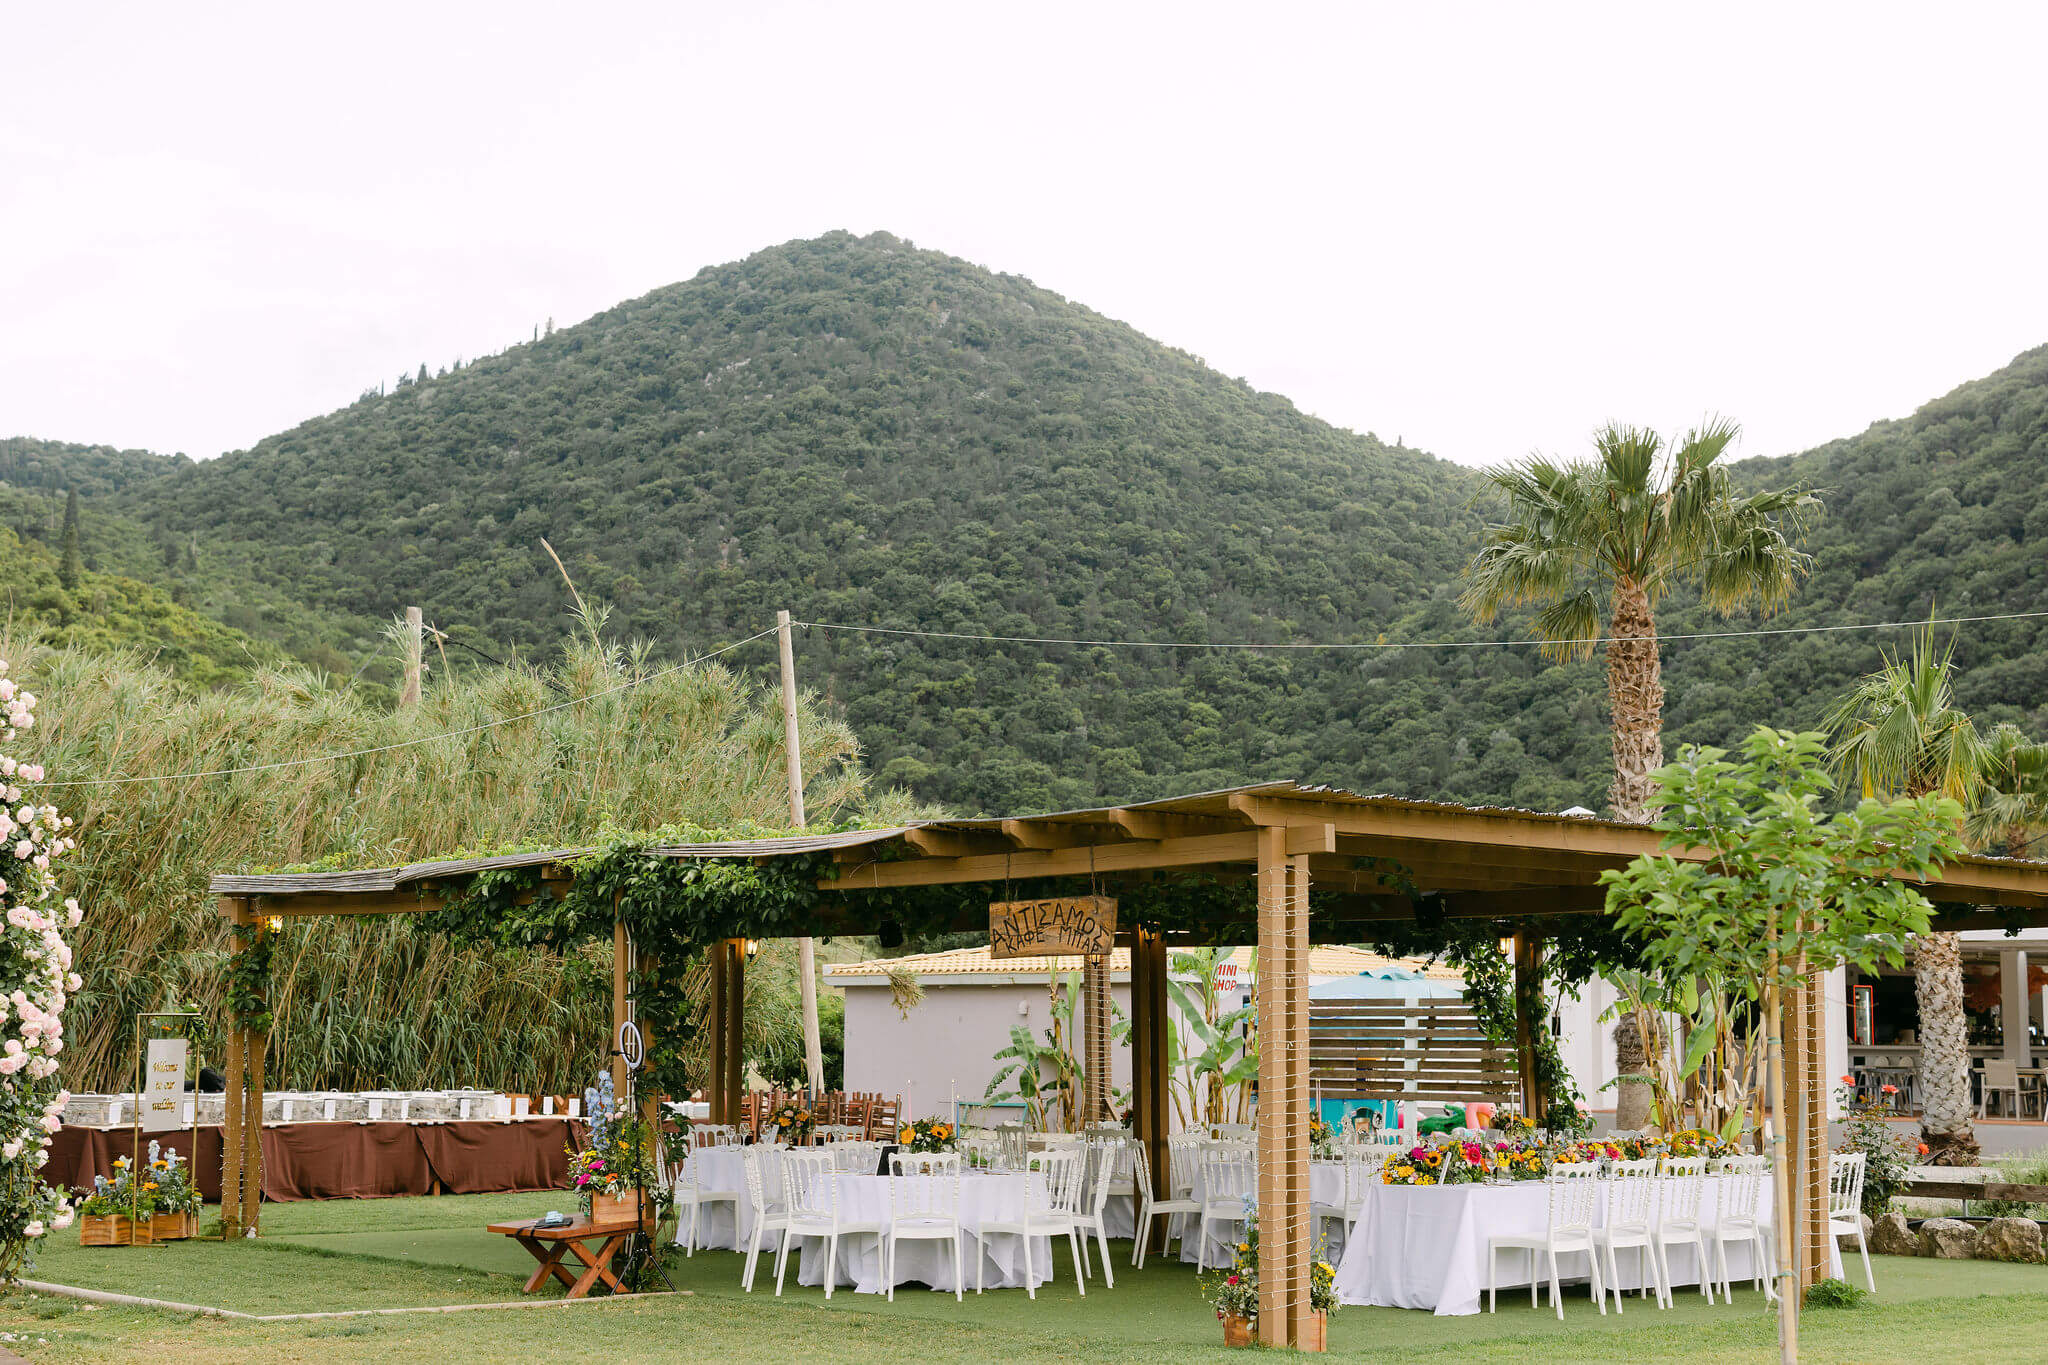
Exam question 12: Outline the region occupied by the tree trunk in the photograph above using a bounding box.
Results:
[1605,580,1665,823]
[1915,930,1980,1164]
[1613,1009,1660,1132]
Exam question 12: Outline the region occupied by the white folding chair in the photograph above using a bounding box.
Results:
[1594,1157,1665,1311]
[1131,1136,1200,1268]
[1829,1152,1875,1292]
[885,1152,963,1302]
[1195,1147,1256,1272]
[1706,1155,1776,1302]
[775,1149,881,1299]
[973,1147,1087,1298]
[1487,1163,1606,1319]
[738,1146,788,1291]
[1652,1155,1716,1303]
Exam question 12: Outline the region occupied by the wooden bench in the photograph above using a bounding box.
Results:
[487,1214,650,1299]
[1900,1179,2048,1205]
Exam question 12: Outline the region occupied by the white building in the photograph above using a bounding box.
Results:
[827,944,1458,1124]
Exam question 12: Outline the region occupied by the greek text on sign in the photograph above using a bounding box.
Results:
[989,896,1116,960]
[142,1037,189,1133]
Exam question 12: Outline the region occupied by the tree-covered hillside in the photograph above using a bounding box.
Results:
[9,235,2046,814]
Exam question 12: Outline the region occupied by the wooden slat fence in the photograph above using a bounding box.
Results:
[1308,1000,1518,1103]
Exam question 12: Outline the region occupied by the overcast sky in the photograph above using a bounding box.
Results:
[5,3,2044,470]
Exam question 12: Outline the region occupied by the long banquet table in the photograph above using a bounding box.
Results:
[49,1118,584,1201]
[1335,1174,1840,1316]
[684,1147,1056,1294]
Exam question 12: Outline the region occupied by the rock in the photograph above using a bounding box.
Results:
[1917,1217,1982,1259]
[1869,1211,1916,1256]
[1977,1217,2047,1265]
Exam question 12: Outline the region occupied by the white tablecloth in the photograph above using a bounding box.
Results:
[1172,1160,1353,1266]
[1335,1175,1839,1316]
[679,1148,1053,1294]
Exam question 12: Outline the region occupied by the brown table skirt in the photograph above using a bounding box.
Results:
[48,1118,585,1202]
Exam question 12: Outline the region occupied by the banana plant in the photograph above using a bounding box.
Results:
[1167,947,1259,1127]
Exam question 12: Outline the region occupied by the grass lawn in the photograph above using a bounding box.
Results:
[5,1195,2047,1362]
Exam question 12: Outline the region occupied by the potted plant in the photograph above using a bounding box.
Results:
[1203,1201,1262,1347]
[566,1075,657,1226]
[143,1141,200,1240]
[1305,1245,1339,1351]
[78,1157,156,1246]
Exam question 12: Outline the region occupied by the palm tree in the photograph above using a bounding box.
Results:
[1972,723,2048,860]
[1825,624,1988,1163]
[1462,420,1817,820]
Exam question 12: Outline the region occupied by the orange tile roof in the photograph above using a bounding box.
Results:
[824,942,1462,982]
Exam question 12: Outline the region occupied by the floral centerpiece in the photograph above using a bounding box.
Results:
[1380,1142,1486,1186]
[1664,1128,1733,1161]
[1486,1109,1538,1135]
[565,1074,657,1224]
[1202,1205,1336,1351]
[1483,1138,1551,1181]
[1308,1114,1338,1160]
[766,1099,815,1144]
[897,1117,955,1154]
[0,664,81,1274]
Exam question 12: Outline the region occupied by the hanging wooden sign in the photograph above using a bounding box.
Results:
[988,895,1117,959]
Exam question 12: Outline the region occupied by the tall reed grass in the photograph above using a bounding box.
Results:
[19,629,911,1095]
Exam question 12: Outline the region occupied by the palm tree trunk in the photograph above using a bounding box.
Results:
[1606,579,1665,823]
[1612,1009,1659,1131]
[1915,931,1979,1163]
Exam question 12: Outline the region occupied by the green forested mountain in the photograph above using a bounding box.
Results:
[7,234,2046,815]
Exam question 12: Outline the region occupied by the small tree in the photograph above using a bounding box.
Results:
[1600,727,1967,1362]
[57,490,82,592]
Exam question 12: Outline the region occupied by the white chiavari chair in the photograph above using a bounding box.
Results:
[1829,1152,1874,1292]
[738,1146,787,1291]
[1210,1122,1255,1140]
[1707,1155,1776,1302]
[1652,1155,1716,1304]
[1195,1146,1256,1272]
[1594,1157,1665,1311]
[827,1139,884,1174]
[1487,1163,1606,1319]
[973,1146,1087,1298]
[691,1123,742,1147]
[1073,1135,1120,1286]
[673,1141,743,1256]
[995,1122,1028,1172]
[775,1149,881,1299]
[885,1151,963,1302]
[1132,1136,1200,1268]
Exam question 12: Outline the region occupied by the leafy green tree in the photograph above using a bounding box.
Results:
[1461,421,1817,821]
[1971,723,2048,860]
[1825,624,1994,1162]
[57,489,82,591]
[1601,727,1967,1342]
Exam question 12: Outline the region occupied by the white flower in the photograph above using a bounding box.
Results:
[22,1221,40,1238]
[11,841,29,860]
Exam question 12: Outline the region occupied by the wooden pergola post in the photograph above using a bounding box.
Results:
[1081,954,1112,1124]
[1255,826,1313,1348]
[1512,932,1547,1120]
[722,938,746,1128]
[219,896,248,1238]
[611,915,630,1098]
[1128,927,1172,1253]
[707,941,729,1126]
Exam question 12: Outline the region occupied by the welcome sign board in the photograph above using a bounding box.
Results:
[988,895,1116,960]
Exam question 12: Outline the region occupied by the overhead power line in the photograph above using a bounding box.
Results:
[44,626,781,789]
[796,608,2048,651]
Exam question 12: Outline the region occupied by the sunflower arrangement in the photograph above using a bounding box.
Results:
[1487,1109,1538,1134]
[896,1117,955,1154]
[1663,1128,1732,1160]
[143,1141,201,1216]
[767,1100,815,1144]
[78,1157,157,1218]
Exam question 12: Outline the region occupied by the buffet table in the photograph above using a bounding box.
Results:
[49,1117,584,1202]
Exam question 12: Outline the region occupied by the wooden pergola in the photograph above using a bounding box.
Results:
[210,781,2048,1347]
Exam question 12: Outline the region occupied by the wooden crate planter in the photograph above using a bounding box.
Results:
[151,1211,196,1241]
[1301,1311,1328,1353]
[589,1190,653,1226]
[79,1215,152,1247]
[1222,1314,1255,1348]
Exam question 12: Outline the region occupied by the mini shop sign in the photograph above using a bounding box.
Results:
[988,896,1116,959]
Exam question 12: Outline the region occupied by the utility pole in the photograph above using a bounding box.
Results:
[777,610,827,1096]
[401,606,424,709]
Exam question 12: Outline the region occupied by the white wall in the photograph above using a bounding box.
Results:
[840,978,1132,1122]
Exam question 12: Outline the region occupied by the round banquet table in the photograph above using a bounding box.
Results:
[1334,1174,1840,1316]
[1132,1159,1350,1266]
[679,1148,1054,1294]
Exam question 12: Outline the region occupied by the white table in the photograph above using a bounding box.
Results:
[1335,1175,1839,1316]
[680,1148,1053,1294]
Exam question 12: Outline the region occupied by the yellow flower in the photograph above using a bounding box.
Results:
[143,1182,159,1191]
